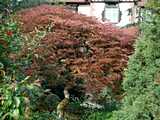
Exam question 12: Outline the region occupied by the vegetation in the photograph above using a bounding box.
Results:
[110,1,160,120]
[146,0,160,11]
[17,4,137,95]
[3,0,156,120]
[0,1,60,119]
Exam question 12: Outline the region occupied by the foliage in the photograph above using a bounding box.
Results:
[0,0,64,19]
[0,18,24,83]
[0,2,139,120]
[60,99,87,120]
[99,86,120,111]
[83,86,120,120]
[0,21,20,62]
[111,2,160,120]
[0,3,29,118]
[146,0,160,11]
[0,0,17,19]
[16,0,64,9]
[14,6,139,119]
[86,111,112,120]
[0,76,43,120]
[16,5,138,97]
[31,111,59,120]
[0,2,60,119]
[0,18,24,119]
[0,20,59,120]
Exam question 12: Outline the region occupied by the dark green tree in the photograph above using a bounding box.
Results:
[111,1,160,120]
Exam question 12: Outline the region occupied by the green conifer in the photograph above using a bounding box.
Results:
[112,1,160,120]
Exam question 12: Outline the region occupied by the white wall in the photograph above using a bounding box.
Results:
[78,3,105,21]
[90,3,105,21]
[77,2,138,27]
[117,3,135,26]
[78,5,91,17]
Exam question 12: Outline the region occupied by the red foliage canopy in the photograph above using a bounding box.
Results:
[17,5,138,94]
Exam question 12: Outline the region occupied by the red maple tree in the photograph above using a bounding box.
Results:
[17,5,138,95]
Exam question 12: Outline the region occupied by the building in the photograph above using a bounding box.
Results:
[65,0,144,27]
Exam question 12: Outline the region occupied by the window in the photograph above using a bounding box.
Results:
[127,8,133,16]
[103,3,120,23]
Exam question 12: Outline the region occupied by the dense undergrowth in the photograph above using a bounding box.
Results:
[0,15,59,120]
[0,1,60,119]
[0,0,141,120]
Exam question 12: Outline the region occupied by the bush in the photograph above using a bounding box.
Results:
[0,3,60,119]
[87,111,114,120]
[0,16,27,119]
[111,2,160,120]
[0,3,139,119]
[16,5,138,96]
[0,20,59,120]
[14,6,138,119]
[31,111,59,120]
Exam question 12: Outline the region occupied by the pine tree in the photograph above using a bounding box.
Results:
[111,1,160,120]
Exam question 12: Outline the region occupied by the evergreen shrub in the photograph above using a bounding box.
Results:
[111,2,160,120]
